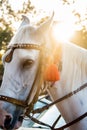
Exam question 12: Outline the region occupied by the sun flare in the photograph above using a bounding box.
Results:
[53,22,75,42]
[8,0,87,41]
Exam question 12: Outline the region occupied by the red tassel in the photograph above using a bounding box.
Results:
[44,64,60,82]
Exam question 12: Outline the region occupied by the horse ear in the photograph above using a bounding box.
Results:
[19,15,30,28]
[37,12,54,33]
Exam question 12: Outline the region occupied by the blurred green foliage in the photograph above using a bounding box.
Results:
[0,25,13,50]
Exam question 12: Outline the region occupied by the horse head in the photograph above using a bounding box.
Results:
[0,12,87,130]
[0,13,54,129]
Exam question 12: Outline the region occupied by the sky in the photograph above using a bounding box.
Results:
[8,0,87,41]
[9,0,87,17]
[9,0,28,11]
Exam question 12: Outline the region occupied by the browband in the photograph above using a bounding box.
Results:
[7,43,42,50]
[5,43,42,63]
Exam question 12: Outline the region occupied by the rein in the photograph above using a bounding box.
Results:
[0,43,87,129]
[29,82,87,130]
[32,82,87,114]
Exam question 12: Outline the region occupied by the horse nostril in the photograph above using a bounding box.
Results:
[4,115,12,129]
[0,125,4,129]
[18,115,23,122]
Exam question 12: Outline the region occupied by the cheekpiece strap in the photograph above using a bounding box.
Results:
[0,95,27,107]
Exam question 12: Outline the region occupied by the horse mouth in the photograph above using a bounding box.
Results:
[0,115,23,130]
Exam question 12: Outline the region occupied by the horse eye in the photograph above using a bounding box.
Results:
[23,59,34,68]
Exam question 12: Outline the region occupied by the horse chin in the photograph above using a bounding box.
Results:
[13,115,23,130]
[14,120,22,129]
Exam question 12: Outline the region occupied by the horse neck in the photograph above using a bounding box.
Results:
[61,42,87,91]
[48,42,87,130]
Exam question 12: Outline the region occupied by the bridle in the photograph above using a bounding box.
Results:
[0,43,87,130]
[30,82,87,130]
[0,43,44,114]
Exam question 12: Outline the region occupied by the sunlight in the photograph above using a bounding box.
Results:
[8,0,87,41]
[9,0,28,11]
[53,22,75,42]
[0,49,5,55]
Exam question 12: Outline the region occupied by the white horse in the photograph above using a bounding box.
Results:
[0,13,87,130]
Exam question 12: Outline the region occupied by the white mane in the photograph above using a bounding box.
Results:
[48,40,87,130]
[61,42,87,91]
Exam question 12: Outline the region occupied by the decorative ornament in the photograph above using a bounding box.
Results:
[44,64,60,82]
